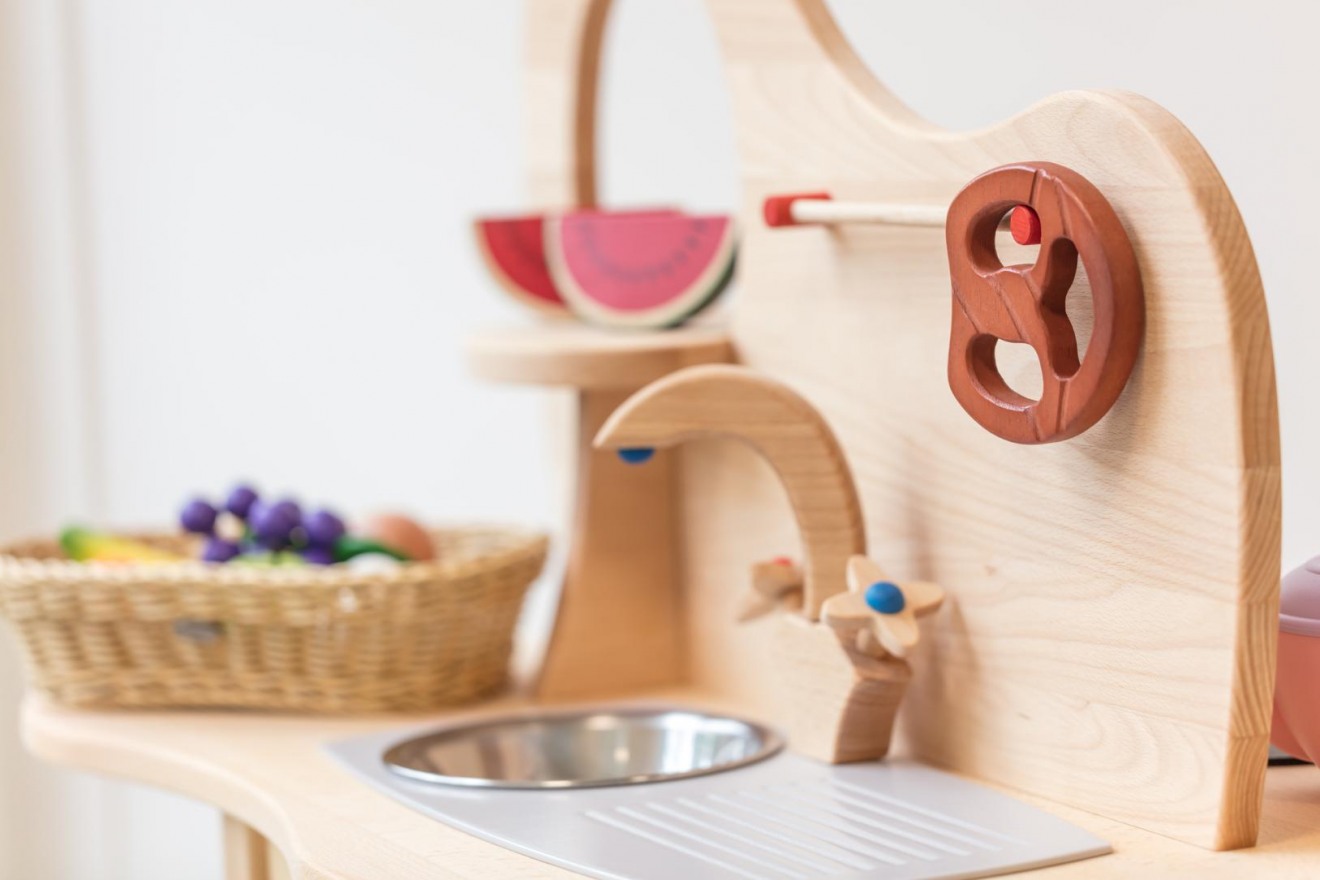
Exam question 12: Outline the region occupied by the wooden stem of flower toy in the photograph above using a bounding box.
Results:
[772,615,912,763]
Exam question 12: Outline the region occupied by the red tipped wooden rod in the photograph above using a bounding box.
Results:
[761,192,1017,230]
[763,192,832,228]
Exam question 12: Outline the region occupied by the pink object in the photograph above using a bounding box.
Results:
[1271,557,1320,761]
[547,212,736,327]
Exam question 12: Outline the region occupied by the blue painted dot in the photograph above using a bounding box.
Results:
[864,581,905,615]
[618,447,655,465]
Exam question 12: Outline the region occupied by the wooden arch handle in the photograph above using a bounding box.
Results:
[945,162,1145,444]
[593,365,866,618]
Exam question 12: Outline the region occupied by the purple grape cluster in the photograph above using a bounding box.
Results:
[180,483,346,565]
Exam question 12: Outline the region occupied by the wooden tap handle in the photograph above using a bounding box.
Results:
[944,162,1144,444]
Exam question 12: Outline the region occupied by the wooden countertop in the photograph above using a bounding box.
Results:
[21,692,1320,879]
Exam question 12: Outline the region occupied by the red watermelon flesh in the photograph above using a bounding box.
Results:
[546,212,736,329]
[474,215,564,313]
[473,209,680,316]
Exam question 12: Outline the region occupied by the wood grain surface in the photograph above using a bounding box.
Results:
[519,0,1278,851]
[680,0,1278,851]
[23,695,1320,879]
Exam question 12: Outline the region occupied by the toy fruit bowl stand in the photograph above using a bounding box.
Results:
[0,526,546,711]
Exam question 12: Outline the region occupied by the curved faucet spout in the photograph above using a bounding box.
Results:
[593,364,865,618]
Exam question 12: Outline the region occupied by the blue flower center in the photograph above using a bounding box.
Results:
[864,580,905,614]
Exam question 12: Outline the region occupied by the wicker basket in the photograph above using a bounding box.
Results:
[0,526,547,711]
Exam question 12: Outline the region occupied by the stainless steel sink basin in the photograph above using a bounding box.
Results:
[382,706,784,789]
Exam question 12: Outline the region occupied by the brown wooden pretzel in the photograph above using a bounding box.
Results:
[944,162,1144,444]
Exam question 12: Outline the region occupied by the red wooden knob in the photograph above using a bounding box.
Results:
[944,163,1144,444]
[1009,205,1041,245]
[763,192,831,228]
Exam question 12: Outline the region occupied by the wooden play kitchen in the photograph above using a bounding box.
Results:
[15,0,1312,878]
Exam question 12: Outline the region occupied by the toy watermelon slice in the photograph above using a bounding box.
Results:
[473,209,681,317]
[545,212,737,329]
[473,214,568,315]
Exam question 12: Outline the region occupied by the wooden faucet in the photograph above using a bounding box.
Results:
[594,364,944,763]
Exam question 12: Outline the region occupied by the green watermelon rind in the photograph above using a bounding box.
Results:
[655,244,736,329]
[545,215,737,330]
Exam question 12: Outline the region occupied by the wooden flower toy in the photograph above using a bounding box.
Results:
[823,556,944,658]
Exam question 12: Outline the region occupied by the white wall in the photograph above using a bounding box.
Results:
[0,0,1315,876]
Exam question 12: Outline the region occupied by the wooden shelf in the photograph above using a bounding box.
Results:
[465,322,733,389]
[22,693,1320,879]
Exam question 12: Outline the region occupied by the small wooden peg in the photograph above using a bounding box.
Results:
[1010,205,1042,245]
[739,558,803,621]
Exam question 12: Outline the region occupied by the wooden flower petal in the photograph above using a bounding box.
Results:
[872,610,919,658]
[837,554,945,658]
[846,555,887,595]
[903,580,945,616]
[822,591,871,627]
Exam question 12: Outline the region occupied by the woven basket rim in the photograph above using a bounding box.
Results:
[0,523,549,589]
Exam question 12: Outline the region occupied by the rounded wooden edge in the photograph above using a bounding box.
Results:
[18,695,574,880]
[26,693,1320,873]
[20,697,316,878]
[465,323,735,389]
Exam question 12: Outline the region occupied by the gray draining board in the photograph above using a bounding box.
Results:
[327,725,1110,880]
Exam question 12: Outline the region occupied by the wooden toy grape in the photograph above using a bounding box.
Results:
[178,484,419,566]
